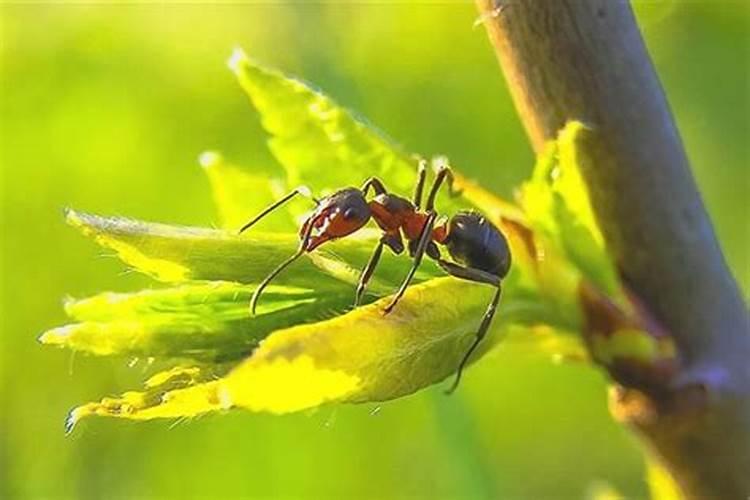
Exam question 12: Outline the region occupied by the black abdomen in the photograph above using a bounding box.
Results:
[444,211,511,278]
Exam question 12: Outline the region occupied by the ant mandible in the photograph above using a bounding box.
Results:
[238,160,511,394]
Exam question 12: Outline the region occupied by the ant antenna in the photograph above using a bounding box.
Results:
[249,219,315,315]
[238,186,315,234]
[249,249,304,315]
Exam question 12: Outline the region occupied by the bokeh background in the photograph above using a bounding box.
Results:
[1,2,747,499]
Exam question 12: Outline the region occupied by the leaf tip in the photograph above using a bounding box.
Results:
[62,295,77,314]
[38,325,73,346]
[198,150,223,170]
[215,386,235,410]
[64,408,79,435]
[560,119,594,136]
[63,207,82,227]
[227,47,249,74]
[558,120,596,152]
[64,404,98,435]
[63,208,99,237]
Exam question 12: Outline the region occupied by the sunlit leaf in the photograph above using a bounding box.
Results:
[65,365,228,433]
[222,277,534,410]
[40,282,354,362]
[554,123,620,297]
[64,274,577,426]
[228,48,467,216]
[520,122,621,298]
[199,151,294,231]
[65,209,441,290]
[229,48,415,191]
[646,457,682,500]
[555,121,602,245]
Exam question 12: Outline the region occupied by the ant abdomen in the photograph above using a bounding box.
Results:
[444,212,511,279]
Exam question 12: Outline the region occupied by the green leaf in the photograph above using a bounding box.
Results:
[520,121,621,298]
[229,48,415,191]
[63,274,575,427]
[513,122,678,388]
[554,123,621,297]
[646,457,682,500]
[199,151,295,231]
[228,48,466,215]
[221,277,544,410]
[65,209,440,290]
[555,121,603,245]
[40,282,354,362]
[64,365,228,433]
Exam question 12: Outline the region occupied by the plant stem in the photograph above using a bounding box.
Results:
[475,1,750,498]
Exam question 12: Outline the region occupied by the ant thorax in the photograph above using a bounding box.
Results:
[367,192,434,243]
[368,193,415,232]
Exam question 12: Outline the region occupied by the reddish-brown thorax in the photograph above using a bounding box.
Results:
[368,200,449,244]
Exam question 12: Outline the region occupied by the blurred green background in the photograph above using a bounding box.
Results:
[1,2,747,499]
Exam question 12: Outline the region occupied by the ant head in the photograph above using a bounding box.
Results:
[301,187,371,251]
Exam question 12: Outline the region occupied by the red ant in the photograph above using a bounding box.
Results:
[238,160,511,393]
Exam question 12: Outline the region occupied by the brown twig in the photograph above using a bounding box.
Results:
[475,1,750,498]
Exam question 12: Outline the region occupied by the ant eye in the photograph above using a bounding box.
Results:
[343,208,358,220]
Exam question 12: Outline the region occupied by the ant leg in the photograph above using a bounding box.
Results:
[354,240,384,306]
[361,177,388,197]
[432,258,502,394]
[386,162,449,313]
[249,221,314,315]
[413,158,427,209]
[238,186,316,234]
[424,163,458,211]
[384,162,453,312]
[383,212,437,314]
[355,233,405,306]
[435,259,500,287]
[445,285,502,395]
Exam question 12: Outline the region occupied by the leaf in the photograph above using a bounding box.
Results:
[64,274,575,426]
[65,209,441,290]
[228,49,467,215]
[64,365,228,433]
[646,457,682,500]
[555,121,602,245]
[229,48,414,191]
[520,121,621,298]
[515,123,679,391]
[199,151,295,231]
[222,278,518,410]
[39,282,354,362]
[554,123,621,297]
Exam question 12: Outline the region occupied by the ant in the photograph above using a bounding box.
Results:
[238,160,511,394]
